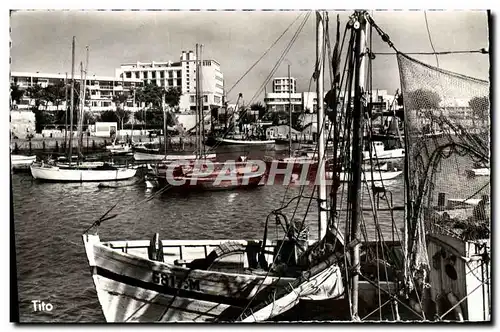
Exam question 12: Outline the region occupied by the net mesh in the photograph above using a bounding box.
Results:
[397,53,490,273]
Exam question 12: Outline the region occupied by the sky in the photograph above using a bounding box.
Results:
[9,10,490,104]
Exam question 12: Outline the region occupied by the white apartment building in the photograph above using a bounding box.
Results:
[265,89,395,114]
[272,77,296,93]
[264,93,303,112]
[10,71,142,112]
[115,50,224,112]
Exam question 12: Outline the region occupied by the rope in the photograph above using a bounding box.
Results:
[374,50,488,55]
[423,11,439,68]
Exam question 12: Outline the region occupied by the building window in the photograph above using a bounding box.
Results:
[203,95,208,103]
[135,72,140,79]
[190,96,195,103]
[177,79,182,86]
[168,71,174,78]
[152,71,156,79]
[168,79,174,86]
[160,71,164,79]
[125,72,132,79]
[177,70,182,78]
[214,96,221,104]
[143,71,148,78]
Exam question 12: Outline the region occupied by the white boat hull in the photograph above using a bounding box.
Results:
[465,168,490,177]
[106,144,133,155]
[330,170,403,182]
[216,138,276,145]
[30,164,137,182]
[363,148,405,161]
[11,155,36,170]
[134,152,217,161]
[82,234,344,322]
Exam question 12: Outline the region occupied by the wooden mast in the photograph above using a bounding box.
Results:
[68,36,75,166]
[316,11,328,241]
[162,93,167,157]
[200,44,206,158]
[77,62,84,159]
[82,46,89,151]
[288,64,292,158]
[195,44,200,157]
[348,11,367,320]
[64,72,68,155]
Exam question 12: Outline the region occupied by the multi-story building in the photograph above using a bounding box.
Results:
[272,77,296,94]
[10,71,142,112]
[265,88,396,114]
[264,93,303,112]
[115,50,224,113]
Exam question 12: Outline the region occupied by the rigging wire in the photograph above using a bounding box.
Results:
[373,49,488,55]
[423,11,440,68]
[206,11,312,153]
[226,12,305,95]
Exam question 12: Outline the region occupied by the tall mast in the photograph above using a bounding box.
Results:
[316,11,328,241]
[68,36,75,165]
[83,46,89,148]
[64,72,68,155]
[288,64,292,158]
[77,61,84,158]
[162,93,167,157]
[200,44,205,158]
[195,44,199,157]
[348,11,367,320]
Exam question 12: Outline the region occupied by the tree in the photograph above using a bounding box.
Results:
[469,96,489,120]
[112,91,130,130]
[164,87,182,109]
[133,110,145,123]
[99,110,118,123]
[405,89,441,111]
[44,79,66,111]
[10,83,25,107]
[250,102,267,119]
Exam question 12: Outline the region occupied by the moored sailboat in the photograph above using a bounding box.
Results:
[30,38,137,182]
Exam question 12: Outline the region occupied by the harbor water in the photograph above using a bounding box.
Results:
[11,146,488,322]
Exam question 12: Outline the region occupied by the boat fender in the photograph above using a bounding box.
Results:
[148,233,164,262]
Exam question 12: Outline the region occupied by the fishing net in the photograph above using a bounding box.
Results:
[397,53,490,274]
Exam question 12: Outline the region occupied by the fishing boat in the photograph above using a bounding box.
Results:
[153,160,266,191]
[11,154,36,171]
[363,141,405,161]
[30,37,136,182]
[148,45,263,192]
[106,141,133,155]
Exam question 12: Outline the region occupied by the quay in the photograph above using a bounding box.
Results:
[10,135,200,154]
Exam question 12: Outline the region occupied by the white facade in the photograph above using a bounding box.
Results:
[115,50,224,113]
[272,77,296,93]
[264,89,395,114]
[11,71,143,113]
[264,92,302,112]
